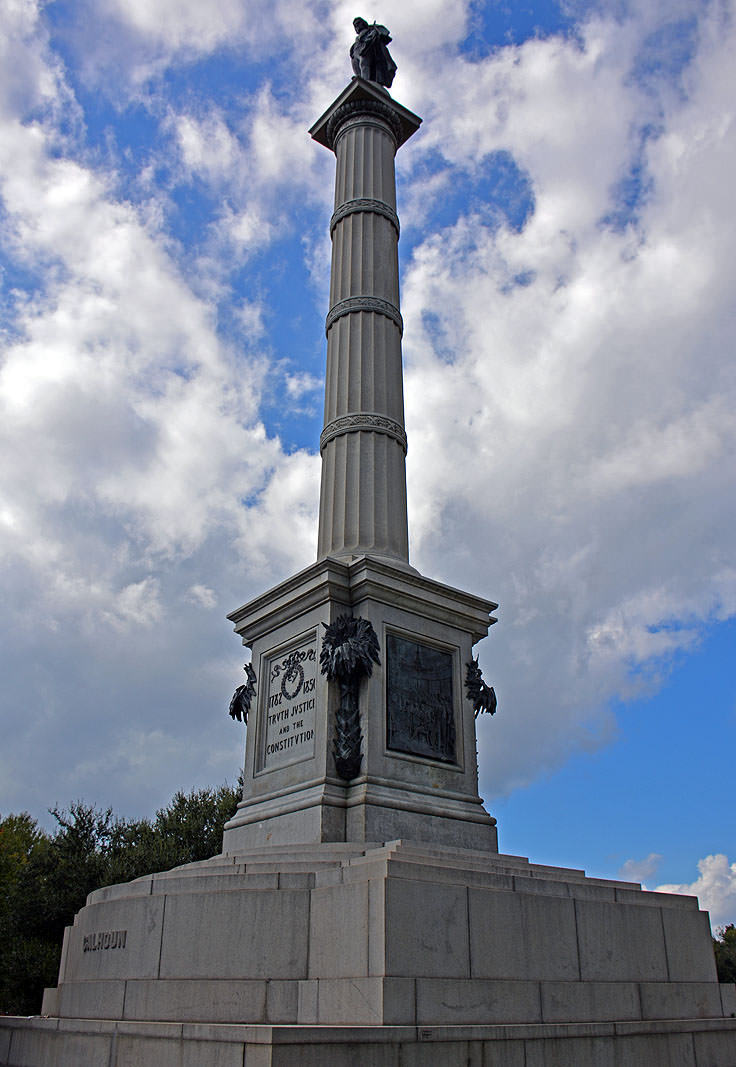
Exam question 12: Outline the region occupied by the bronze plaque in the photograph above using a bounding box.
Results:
[386,634,456,762]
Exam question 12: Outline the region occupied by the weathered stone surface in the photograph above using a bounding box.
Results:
[307,977,415,1025]
[468,887,579,981]
[524,1034,617,1067]
[158,888,309,980]
[122,979,267,1022]
[308,881,370,978]
[540,981,641,1023]
[415,978,542,1024]
[384,877,470,978]
[639,981,723,1020]
[114,1033,244,1067]
[2,1020,111,1067]
[693,1028,736,1067]
[57,979,125,1020]
[5,1016,736,1067]
[661,906,718,980]
[481,1039,527,1066]
[720,982,736,1016]
[576,897,669,982]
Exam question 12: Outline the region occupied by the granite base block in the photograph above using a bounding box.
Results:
[3,1019,736,1067]
[3,840,736,1066]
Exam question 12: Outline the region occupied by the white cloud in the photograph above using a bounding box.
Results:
[285,371,321,400]
[0,0,319,827]
[619,853,663,884]
[105,0,248,55]
[62,0,360,100]
[186,584,217,610]
[174,111,241,183]
[165,86,331,275]
[658,855,736,929]
[0,5,317,624]
[234,299,266,340]
[400,1,736,792]
[102,577,164,631]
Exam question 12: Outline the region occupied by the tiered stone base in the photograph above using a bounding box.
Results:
[3,1017,736,1066]
[2,841,735,1065]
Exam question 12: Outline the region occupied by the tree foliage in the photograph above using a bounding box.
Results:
[714,924,736,985]
[0,779,241,1015]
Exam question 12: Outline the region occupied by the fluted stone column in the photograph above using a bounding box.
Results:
[311,79,421,563]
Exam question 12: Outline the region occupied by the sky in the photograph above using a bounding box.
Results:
[1,0,734,927]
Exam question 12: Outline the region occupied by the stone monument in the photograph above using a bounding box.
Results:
[220,71,499,858]
[2,25,736,1067]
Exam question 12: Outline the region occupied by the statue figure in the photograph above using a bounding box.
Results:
[350,17,397,88]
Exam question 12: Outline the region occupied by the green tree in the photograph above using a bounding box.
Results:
[0,778,242,1016]
[103,781,241,884]
[714,924,736,984]
[0,810,57,1011]
[1,803,114,1014]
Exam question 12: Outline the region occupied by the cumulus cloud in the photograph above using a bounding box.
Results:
[166,86,328,268]
[102,577,164,631]
[186,584,218,610]
[51,0,355,100]
[0,0,318,818]
[619,853,663,885]
[658,855,736,929]
[401,0,736,792]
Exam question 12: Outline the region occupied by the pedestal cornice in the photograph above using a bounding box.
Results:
[228,555,497,649]
[227,556,352,644]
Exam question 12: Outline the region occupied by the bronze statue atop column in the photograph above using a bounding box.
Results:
[350,17,397,87]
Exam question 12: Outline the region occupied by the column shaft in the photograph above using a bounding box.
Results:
[317,103,410,563]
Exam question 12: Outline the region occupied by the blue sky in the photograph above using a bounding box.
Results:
[1,0,735,925]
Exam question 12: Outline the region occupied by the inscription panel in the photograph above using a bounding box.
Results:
[83,930,127,952]
[386,634,456,763]
[262,637,317,770]
[63,897,163,981]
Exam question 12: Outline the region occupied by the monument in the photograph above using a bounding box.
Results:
[2,22,735,1067]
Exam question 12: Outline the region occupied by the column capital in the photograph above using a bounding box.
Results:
[309,77,422,153]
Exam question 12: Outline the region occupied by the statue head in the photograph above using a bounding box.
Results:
[353,17,369,33]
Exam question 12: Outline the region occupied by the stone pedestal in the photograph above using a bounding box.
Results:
[222,555,498,853]
[4,840,736,1065]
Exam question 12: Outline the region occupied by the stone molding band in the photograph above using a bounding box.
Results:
[326,99,403,151]
[330,198,400,238]
[325,296,403,336]
[320,413,408,455]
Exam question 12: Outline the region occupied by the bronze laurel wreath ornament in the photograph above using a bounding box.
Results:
[464,657,497,718]
[320,614,380,780]
[229,662,257,723]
